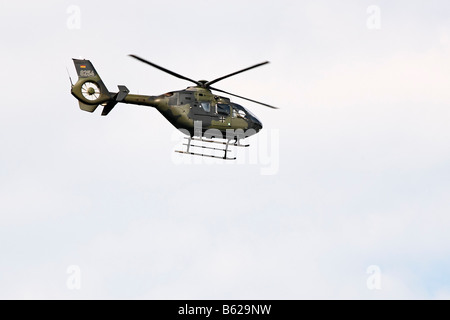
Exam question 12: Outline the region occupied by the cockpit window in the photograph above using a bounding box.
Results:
[231,108,245,118]
[233,103,256,119]
[200,102,211,112]
[217,104,230,115]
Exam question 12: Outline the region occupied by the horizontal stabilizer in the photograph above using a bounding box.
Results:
[116,85,129,102]
[101,101,117,116]
[101,85,130,116]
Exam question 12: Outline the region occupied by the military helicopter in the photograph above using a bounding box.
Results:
[69,55,277,160]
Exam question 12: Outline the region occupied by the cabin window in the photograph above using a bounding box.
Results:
[232,108,237,118]
[200,102,211,112]
[217,104,230,115]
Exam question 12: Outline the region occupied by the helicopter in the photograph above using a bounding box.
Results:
[70,55,277,160]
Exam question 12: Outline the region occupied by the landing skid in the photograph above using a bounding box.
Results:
[175,136,249,160]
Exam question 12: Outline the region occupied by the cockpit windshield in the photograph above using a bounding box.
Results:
[232,104,257,119]
[216,103,260,122]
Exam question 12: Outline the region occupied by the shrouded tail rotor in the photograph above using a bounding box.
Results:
[81,81,101,101]
[71,59,112,112]
[70,59,131,116]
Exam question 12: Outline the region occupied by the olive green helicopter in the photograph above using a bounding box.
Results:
[69,55,277,160]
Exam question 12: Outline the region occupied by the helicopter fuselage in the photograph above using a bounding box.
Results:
[70,56,275,152]
[70,56,275,159]
[122,86,263,138]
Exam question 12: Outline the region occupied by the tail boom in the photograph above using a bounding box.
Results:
[71,58,160,115]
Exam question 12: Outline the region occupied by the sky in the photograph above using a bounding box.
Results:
[1,0,450,299]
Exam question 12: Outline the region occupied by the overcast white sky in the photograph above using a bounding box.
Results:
[1,0,450,299]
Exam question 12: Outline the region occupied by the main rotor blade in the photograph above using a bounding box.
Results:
[210,86,278,109]
[205,61,269,87]
[129,54,202,87]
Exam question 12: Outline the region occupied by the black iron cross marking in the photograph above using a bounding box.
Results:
[219,116,226,123]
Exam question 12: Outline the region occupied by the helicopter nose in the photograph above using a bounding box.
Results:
[252,119,263,132]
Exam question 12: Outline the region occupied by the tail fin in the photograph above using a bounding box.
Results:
[71,59,112,112]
